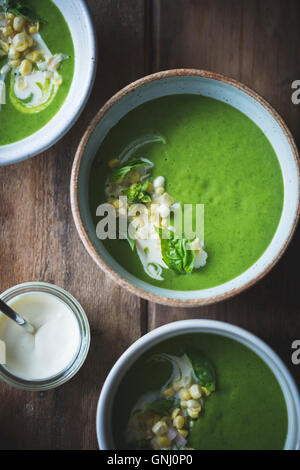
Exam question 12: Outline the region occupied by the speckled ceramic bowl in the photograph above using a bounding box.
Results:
[0,0,97,166]
[71,69,299,307]
[96,320,300,450]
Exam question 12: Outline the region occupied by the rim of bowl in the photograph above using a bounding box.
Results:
[71,68,300,307]
[0,0,97,166]
[96,319,300,450]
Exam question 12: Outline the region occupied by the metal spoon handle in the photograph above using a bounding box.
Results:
[0,299,35,334]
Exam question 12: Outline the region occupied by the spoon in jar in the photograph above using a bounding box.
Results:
[0,298,36,334]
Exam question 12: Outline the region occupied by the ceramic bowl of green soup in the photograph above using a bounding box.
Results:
[71,69,299,306]
[0,0,96,165]
[96,320,300,450]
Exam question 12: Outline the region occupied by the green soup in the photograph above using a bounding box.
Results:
[0,0,74,145]
[89,95,284,290]
[113,333,288,450]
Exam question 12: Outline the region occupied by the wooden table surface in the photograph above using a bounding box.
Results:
[0,0,299,450]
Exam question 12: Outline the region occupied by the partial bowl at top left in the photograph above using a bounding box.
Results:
[0,0,97,166]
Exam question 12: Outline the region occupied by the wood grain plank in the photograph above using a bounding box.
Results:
[0,0,147,450]
[149,0,300,388]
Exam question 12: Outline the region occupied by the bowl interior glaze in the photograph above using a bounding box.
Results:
[72,70,299,306]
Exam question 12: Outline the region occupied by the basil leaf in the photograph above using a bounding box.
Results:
[110,159,151,182]
[187,350,216,392]
[123,181,151,204]
[5,0,45,22]
[156,227,195,274]
[131,398,174,420]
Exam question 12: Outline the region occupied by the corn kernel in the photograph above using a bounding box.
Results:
[173,415,185,429]
[157,192,174,207]
[156,186,164,196]
[13,32,29,52]
[179,389,191,401]
[161,387,175,398]
[27,35,33,48]
[187,399,201,411]
[187,408,200,419]
[108,158,120,169]
[8,46,20,59]
[53,72,63,87]
[0,40,9,54]
[30,50,42,62]
[152,420,168,436]
[178,429,188,438]
[28,22,39,35]
[158,435,172,448]
[3,25,13,36]
[9,59,21,67]
[189,384,202,399]
[154,176,165,188]
[201,387,211,397]
[16,76,27,90]
[171,408,181,420]
[159,204,170,218]
[180,400,188,409]
[5,12,14,20]
[19,59,32,76]
[13,16,25,32]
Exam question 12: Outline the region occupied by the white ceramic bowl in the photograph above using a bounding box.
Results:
[71,70,299,307]
[0,0,97,166]
[96,319,300,450]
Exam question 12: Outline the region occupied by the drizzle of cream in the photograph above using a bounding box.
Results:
[14,70,50,105]
[13,33,57,109]
[135,236,167,281]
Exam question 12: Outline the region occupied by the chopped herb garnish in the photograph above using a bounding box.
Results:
[123,180,152,204]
